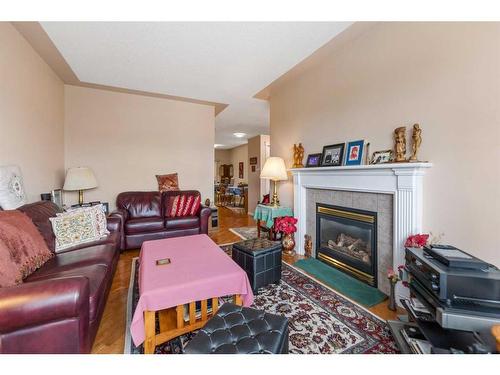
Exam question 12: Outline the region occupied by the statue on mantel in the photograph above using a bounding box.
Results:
[304,234,313,258]
[394,126,407,162]
[409,123,422,162]
[292,143,305,168]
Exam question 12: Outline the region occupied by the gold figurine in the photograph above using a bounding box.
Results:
[292,143,305,168]
[394,126,407,162]
[304,234,312,258]
[409,123,422,162]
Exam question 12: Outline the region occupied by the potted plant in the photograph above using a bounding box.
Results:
[274,216,298,255]
[404,233,430,248]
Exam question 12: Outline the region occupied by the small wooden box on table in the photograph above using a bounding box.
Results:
[130,234,254,354]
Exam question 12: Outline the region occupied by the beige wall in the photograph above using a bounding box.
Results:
[229,144,248,185]
[214,146,248,185]
[259,135,271,202]
[214,149,231,183]
[215,149,231,164]
[64,85,215,209]
[247,135,271,213]
[269,22,500,265]
[247,137,261,212]
[0,23,65,202]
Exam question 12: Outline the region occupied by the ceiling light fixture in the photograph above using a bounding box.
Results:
[233,132,246,138]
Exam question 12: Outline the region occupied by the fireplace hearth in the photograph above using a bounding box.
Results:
[316,203,377,287]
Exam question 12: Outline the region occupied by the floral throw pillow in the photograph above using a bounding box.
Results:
[50,209,100,252]
[62,205,109,238]
[156,173,180,192]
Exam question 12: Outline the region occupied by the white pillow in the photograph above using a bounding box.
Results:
[50,209,101,252]
[0,165,27,209]
[62,204,110,238]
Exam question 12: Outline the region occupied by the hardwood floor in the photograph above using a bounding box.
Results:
[91,206,401,354]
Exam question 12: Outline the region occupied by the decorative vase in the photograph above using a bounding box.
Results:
[282,233,296,255]
[388,280,397,311]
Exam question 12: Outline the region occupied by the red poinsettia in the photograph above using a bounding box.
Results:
[274,216,298,235]
[405,233,429,248]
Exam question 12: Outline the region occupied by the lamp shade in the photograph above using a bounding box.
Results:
[260,157,288,181]
[63,167,98,191]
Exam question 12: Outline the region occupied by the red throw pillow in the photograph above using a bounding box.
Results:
[169,194,201,217]
[181,195,194,216]
[190,195,201,216]
[0,238,22,287]
[0,211,53,286]
[156,173,180,192]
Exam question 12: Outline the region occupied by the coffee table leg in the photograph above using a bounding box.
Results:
[144,310,156,354]
[234,294,242,306]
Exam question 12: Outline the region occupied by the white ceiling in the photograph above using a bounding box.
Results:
[41,22,351,149]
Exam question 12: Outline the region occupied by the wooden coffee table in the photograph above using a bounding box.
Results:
[130,234,254,354]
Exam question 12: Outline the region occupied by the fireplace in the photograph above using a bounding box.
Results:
[316,203,378,287]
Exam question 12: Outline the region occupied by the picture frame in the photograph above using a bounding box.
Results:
[249,157,258,165]
[50,188,63,208]
[370,149,393,164]
[305,153,322,167]
[344,140,365,166]
[251,165,256,172]
[320,143,345,167]
[239,162,244,179]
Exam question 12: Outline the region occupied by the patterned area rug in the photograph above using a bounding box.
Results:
[223,206,247,215]
[229,225,267,240]
[124,245,398,354]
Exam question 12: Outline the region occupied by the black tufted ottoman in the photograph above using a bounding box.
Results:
[183,303,289,354]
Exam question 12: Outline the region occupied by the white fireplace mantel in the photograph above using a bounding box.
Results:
[290,162,432,296]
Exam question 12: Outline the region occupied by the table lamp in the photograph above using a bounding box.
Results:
[260,157,288,207]
[63,167,98,205]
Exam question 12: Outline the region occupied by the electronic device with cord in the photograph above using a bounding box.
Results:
[405,247,500,311]
[423,244,489,270]
[388,247,500,353]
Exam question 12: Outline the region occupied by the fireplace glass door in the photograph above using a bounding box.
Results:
[316,204,377,287]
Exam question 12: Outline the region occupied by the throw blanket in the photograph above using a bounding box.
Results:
[0,211,53,287]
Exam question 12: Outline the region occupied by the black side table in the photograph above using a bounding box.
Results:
[232,238,282,293]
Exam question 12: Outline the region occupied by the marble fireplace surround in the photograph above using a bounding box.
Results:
[290,163,432,299]
[306,189,393,295]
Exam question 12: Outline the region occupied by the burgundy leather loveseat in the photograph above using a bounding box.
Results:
[0,201,121,353]
[112,190,211,250]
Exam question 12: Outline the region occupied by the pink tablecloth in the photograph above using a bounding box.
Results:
[130,234,254,346]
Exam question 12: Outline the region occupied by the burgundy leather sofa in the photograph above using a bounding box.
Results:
[112,190,211,250]
[0,201,121,353]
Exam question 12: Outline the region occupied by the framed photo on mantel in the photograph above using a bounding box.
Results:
[320,143,345,167]
[306,153,322,167]
[344,140,365,166]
